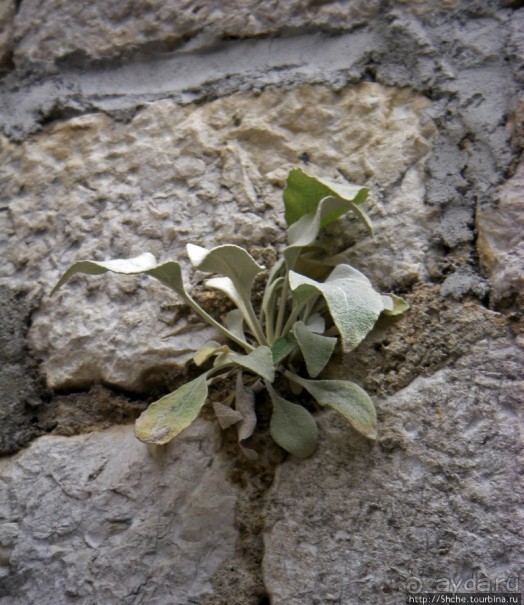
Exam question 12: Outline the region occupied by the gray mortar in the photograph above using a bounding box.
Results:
[1,4,519,201]
[0,285,47,454]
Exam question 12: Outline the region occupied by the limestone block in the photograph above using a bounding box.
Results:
[476,161,524,309]
[263,337,522,604]
[0,420,239,604]
[13,0,380,70]
[0,83,436,390]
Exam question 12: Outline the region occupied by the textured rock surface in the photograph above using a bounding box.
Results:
[0,83,435,391]
[12,0,381,71]
[263,337,522,604]
[0,420,239,604]
[0,1,522,604]
[476,161,524,310]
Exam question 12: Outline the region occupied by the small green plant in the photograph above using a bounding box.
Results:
[52,168,408,458]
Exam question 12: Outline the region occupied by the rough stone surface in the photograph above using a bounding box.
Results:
[0,83,435,391]
[263,337,523,604]
[0,2,522,604]
[12,0,381,71]
[0,420,239,605]
[476,161,524,310]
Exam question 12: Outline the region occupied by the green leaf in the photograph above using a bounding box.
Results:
[135,373,209,444]
[216,346,275,382]
[187,243,263,294]
[193,341,231,366]
[306,313,325,334]
[190,244,266,345]
[212,401,243,429]
[206,276,267,345]
[270,335,296,364]
[293,321,337,378]
[288,373,377,440]
[381,294,410,317]
[284,195,358,269]
[51,253,190,300]
[289,264,385,352]
[267,385,318,458]
[235,372,258,460]
[262,276,284,324]
[283,168,368,226]
[51,252,255,352]
[225,309,247,343]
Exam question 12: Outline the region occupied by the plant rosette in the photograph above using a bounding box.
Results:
[52,168,408,459]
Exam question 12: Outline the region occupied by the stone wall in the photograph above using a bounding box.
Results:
[0,1,522,604]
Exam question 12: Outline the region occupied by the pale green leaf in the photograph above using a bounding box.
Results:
[283,168,368,226]
[289,264,385,351]
[294,321,337,378]
[206,277,249,316]
[205,276,266,344]
[288,373,377,439]
[262,276,284,326]
[51,253,191,301]
[217,346,275,382]
[51,253,256,351]
[193,341,231,366]
[381,294,410,317]
[193,246,266,345]
[284,195,357,269]
[235,372,259,460]
[212,401,243,429]
[306,313,325,334]
[347,201,374,235]
[187,243,263,295]
[268,386,318,458]
[270,335,296,364]
[225,309,247,343]
[135,373,209,444]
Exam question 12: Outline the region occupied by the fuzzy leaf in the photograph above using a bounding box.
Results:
[135,373,209,444]
[284,195,356,269]
[213,401,243,429]
[217,346,275,382]
[289,374,377,439]
[194,246,266,345]
[225,309,247,343]
[381,294,410,317]
[235,373,258,460]
[193,341,230,366]
[284,168,368,226]
[289,264,384,351]
[206,276,249,317]
[268,387,318,458]
[271,335,296,364]
[187,244,263,295]
[51,253,192,304]
[306,313,326,334]
[262,276,284,325]
[294,321,337,378]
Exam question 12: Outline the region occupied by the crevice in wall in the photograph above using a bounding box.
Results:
[203,395,286,605]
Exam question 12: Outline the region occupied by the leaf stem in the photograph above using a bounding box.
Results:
[241,295,268,346]
[185,295,255,352]
[274,277,290,338]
